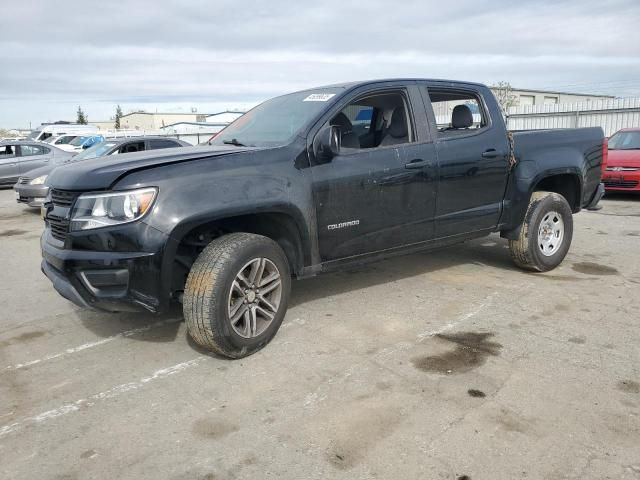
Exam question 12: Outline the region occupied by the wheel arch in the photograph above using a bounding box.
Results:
[501,169,582,240]
[161,207,310,301]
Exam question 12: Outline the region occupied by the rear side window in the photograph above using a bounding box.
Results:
[425,88,489,138]
[19,145,48,156]
[148,139,181,150]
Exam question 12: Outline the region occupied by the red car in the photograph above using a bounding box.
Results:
[603,128,640,193]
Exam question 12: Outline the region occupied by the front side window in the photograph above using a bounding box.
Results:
[210,88,342,148]
[325,91,414,151]
[609,131,640,150]
[426,88,489,138]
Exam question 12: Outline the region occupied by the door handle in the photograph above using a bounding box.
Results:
[404,159,431,170]
[481,149,503,158]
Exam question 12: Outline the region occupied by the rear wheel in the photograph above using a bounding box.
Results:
[183,233,291,358]
[509,191,573,272]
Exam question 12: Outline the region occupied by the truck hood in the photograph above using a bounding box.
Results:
[608,149,640,167]
[46,145,263,191]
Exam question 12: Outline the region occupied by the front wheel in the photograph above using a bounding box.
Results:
[183,233,291,358]
[508,191,574,272]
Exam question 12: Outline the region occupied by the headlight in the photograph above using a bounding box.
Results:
[70,187,157,231]
[30,175,48,185]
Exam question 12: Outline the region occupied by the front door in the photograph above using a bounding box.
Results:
[0,145,19,185]
[311,86,437,262]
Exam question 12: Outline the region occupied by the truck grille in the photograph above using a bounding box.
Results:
[51,189,81,207]
[46,189,83,242]
[603,179,639,189]
[605,166,640,172]
[48,214,70,241]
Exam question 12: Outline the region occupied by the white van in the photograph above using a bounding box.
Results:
[26,124,100,142]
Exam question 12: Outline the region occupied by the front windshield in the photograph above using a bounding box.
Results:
[69,136,89,147]
[27,130,42,140]
[72,141,117,161]
[210,88,342,147]
[609,131,640,150]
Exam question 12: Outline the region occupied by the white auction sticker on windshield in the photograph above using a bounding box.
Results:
[303,93,336,102]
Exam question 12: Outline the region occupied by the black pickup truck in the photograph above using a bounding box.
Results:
[41,78,605,358]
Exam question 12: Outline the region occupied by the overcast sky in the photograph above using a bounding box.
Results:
[2,0,639,129]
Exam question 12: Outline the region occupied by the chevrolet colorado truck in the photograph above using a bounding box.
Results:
[41,79,606,358]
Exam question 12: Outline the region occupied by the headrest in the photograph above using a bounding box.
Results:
[330,112,353,133]
[388,107,408,138]
[452,105,473,129]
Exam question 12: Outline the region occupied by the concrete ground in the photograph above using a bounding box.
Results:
[0,188,639,480]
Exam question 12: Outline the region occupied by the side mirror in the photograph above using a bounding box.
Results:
[313,125,341,162]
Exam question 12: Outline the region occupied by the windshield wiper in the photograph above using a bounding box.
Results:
[222,138,247,147]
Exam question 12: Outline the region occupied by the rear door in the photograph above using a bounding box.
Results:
[421,83,510,237]
[17,144,52,175]
[310,83,438,262]
[0,145,19,185]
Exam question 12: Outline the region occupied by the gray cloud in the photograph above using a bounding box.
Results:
[2,0,639,127]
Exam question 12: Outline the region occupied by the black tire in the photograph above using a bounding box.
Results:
[508,191,573,272]
[183,233,291,358]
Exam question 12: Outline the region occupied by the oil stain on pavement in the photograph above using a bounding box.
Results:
[0,229,27,237]
[411,332,502,374]
[0,330,47,347]
[572,262,619,276]
[617,380,640,394]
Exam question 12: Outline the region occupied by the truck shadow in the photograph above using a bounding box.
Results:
[74,304,183,343]
[290,235,513,307]
[73,235,514,348]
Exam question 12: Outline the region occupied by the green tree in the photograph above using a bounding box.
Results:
[114,104,123,129]
[76,106,87,124]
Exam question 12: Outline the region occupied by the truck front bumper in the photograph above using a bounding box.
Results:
[40,228,169,313]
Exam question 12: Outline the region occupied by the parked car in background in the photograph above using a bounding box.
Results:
[0,140,73,187]
[603,128,640,193]
[14,136,189,207]
[27,123,100,142]
[74,136,189,159]
[43,135,78,147]
[56,135,104,153]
